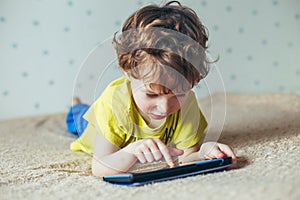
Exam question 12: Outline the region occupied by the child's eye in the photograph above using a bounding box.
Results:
[176,94,186,98]
[146,93,158,97]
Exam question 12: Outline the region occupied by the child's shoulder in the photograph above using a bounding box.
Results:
[185,91,198,106]
[94,76,131,108]
[108,76,130,87]
[101,76,130,96]
[181,90,202,114]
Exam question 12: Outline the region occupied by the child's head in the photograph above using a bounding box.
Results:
[114,1,209,89]
[113,1,210,123]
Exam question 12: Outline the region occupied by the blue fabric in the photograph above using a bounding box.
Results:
[66,103,90,137]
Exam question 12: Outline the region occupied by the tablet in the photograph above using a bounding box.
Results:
[103,157,232,186]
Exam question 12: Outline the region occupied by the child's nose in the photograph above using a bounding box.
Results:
[157,97,170,114]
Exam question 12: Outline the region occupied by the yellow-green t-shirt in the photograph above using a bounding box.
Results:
[70,77,207,155]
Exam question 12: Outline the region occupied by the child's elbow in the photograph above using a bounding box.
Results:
[91,158,119,177]
[92,159,106,177]
[92,166,103,177]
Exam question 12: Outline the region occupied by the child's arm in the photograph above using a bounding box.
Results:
[200,142,237,164]
[178,142,237,164]
[92,133,136,177]
[92,133,184,177]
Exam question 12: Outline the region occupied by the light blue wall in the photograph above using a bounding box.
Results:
[1,0,299,120]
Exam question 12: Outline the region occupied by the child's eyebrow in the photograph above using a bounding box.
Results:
[146,83,172,95]
[175,92,187,96]
[144,86,189,97]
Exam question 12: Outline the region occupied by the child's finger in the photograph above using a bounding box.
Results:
[149,145,162,161]
[156,141,175,167]
[135,150,146,163]
[206,145,226,158]
[142,147,155,162]
[217,144,237,163]
[169,147,184,157]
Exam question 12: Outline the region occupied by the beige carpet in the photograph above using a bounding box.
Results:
[1,93,299,200]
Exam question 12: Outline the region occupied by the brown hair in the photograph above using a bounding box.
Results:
[113,1,210,91]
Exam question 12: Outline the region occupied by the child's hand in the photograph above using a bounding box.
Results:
[200,142,237,164]
[129,138,184,167]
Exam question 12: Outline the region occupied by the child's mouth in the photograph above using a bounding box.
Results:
[150,113,167,120]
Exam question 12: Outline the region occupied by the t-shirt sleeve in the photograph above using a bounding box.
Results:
[70,100,128,154]
[83,100,129,148]
[70,123,97,154]
[70,77,134,154]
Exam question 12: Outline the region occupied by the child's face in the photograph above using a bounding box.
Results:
[130,78,190,124]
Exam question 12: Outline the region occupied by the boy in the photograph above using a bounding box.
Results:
[66,1,237,177]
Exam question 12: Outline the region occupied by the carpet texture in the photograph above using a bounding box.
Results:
[1,93,299,200]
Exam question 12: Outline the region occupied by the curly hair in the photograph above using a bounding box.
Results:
[113,1,210,91]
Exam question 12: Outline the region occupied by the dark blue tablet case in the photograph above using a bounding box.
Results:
[103,157,232,186]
